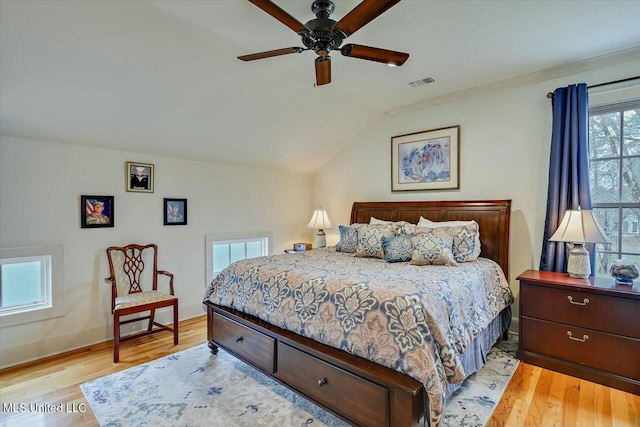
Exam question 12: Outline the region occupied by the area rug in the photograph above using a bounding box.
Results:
[81,337,518,427]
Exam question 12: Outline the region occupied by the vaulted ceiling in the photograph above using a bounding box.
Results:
[1,0,639,173]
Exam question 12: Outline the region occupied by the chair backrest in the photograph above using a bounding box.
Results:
[106,244,159,297]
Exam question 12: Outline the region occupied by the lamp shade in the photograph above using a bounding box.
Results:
[549,209,610,244]
[307,208,332,230]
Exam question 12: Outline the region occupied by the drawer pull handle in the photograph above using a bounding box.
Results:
[567,296,589,306]
[567,331,589,342]
[317,378,327,387]
[235,336,244,343]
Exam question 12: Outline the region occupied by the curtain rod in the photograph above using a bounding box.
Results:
[546,75,640,99]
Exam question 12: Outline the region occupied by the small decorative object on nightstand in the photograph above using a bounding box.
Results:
[294,242,312,251]
[609,258,639,285]
[307,207,332,249]
[548,207,610,278]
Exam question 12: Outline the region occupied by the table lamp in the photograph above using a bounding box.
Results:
[307,207,332,249]
[549,208,610,278]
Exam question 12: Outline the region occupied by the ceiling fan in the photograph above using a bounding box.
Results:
[238,0,409,86]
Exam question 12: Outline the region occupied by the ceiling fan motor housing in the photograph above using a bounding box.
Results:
[302,0,344,56]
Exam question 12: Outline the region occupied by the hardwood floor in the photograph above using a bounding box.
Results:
[0,315,637,427]
[488,361,639,427]
[0,316,207,427]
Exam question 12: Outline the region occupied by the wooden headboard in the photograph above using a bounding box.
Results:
[351,200,511,278]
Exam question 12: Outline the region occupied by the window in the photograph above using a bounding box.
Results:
[0,245,64,327]
[589,100,640,277]
[205,232,271,283]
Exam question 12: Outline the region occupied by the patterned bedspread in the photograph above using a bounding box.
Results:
[203,248,514,427]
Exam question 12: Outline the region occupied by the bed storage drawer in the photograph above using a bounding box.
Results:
[277,342,389,427]
[211,311,276,373]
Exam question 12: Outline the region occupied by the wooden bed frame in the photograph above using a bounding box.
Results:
[205,200,511,427]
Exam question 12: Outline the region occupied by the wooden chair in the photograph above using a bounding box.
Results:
[105,243,178,362]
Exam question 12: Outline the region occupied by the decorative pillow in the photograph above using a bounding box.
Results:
[416,218,481,262]
[409,228,458,266]
[336,224,364,253]
[370,218,416,235]
[394,221,416,235]
[447,223,482,262]
[381,234,415,263]
[355,224,396,259]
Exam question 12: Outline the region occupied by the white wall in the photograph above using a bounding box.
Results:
[2,58,638,368]
[0,136,313,368]
[312,58,640,331]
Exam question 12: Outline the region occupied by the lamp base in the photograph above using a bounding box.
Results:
[315,229,326,249]
[567,243,590,279]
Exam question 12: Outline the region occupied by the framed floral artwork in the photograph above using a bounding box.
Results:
[391,125,460,191]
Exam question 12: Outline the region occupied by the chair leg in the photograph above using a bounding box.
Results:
[148,309,156,333]
[113,311,120,363]
[173,302,179,345]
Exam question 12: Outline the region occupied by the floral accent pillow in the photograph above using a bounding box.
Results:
[409,228,458,266]
[394,221,416,235]
[355,224,396,259]
[447,223,481,262]
[336,224,365,253]
[381,234,415,263]
[416,220,481,263]
[370,218,416,235]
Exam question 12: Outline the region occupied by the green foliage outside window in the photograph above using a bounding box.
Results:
[589,102,640,276]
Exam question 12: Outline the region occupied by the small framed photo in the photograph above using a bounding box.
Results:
[164,198,187,226]
[391,125,460,191]
[126,161,154,193]
[81,195,114,228]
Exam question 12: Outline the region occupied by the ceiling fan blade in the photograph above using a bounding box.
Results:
[333,0,401,37]
[248,0,308,34]
[238,47,304,61]
[315,56,331,86]
[340,44,409,66]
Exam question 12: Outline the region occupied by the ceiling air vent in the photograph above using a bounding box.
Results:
[408,77,435,88]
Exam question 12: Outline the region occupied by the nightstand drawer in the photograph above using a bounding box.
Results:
[520,282,639,338]
[520,317,640,380]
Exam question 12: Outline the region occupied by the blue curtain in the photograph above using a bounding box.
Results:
[539,83,594,273]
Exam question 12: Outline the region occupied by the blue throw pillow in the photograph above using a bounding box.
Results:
[381,234,415,263]
[336,225,359,253]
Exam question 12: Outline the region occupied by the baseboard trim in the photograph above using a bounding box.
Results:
[0,305,206,370]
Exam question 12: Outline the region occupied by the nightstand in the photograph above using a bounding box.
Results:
[517,270,640,394]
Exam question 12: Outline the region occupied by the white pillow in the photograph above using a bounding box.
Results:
[417,217,476,228]
[370,217,392,225]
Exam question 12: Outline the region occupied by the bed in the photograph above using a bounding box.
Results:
[203,200,513,427]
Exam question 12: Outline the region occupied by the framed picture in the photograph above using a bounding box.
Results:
[126,161,154,193]
[164,198,187,226]
[81,195,114,228]
[391,125,460,191]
